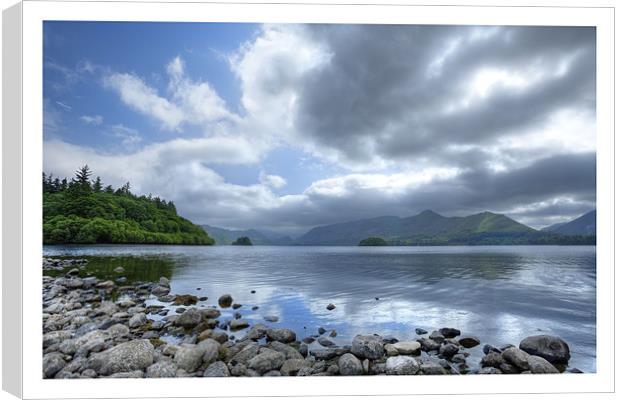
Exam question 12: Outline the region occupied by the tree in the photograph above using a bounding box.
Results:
[359,237,389,246]
[93,176,103,193]
[232,236,253,246]
[71,165,93,195]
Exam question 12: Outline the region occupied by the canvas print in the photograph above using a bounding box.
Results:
[42,21,596,379]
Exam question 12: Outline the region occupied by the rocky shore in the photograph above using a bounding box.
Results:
[43,258,581,379]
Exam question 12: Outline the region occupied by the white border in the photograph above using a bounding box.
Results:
[18,1,614,398]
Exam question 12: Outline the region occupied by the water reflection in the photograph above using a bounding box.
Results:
[44,245,596,372]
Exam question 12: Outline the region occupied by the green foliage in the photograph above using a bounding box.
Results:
[231,236,253,245]
[359,237,388,246]
[43,166,214,245]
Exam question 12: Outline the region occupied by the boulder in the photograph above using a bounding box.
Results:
[438,327,461,338]
[128,313,148,328]
[247,349,286,374]
[519,335,570,364]
[218,294,233,308]
[43,353,66,378]
[173,294,198,306]
[502,347,530,370]
[417,337,440,352]
[351,334,384,360]
[419,361,447,375]
[480,352,504,368]
[392,341,421,355]
[439,343,459,359]
[146,360,178,378]
[429,331,445,343]
[174,344,206,373]
[385,356,420,375]
[338,353,363,375]
[458,336,481,348]
[280,359,308,376]
[203,361,230,377]
[87,339,154,376]
[230,319,250,331]
[175,308,203,328]
[200,309,221,319]
[527,355,560,374]
[318,337,336,347]
[266,328,296,343]
[269,341,304,360]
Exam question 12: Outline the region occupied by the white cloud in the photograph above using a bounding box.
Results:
[55,101,72,111]
[259,171,287,189]
[108,124,142,147]
[80,114,104,125]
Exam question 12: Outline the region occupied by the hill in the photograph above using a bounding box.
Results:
[298,210,592,246]
[201,224,294,245]
[542,210,596,236]
[43,166,214,245]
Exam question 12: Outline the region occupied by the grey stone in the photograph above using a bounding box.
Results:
[480,352,504,368]
[175,308,203,329]
[351,334,384,360]
[439,343,459,359]
[392,341,421,355]
[417,337,440,352]
[203,361,230,377]
[438,327,461,338]
[458,336,481,348]
[108,370,144,378]
[87,339,154,376]
[385,356,420,375]
[146,360,178,378]
[174,344,206,373]
[218,294,233,308]
[318,337,336,347]
[429,331,445,343]
[266,328,296,343]
[519,335,570,365]
[199,339,220,365]
[280,359,308,376]
[338,353,363,375]
[247,348,285,374]
[527,355,560,374]
[43,353,67,378]
[419,361,447,375]
[269,341,304,360]
[502,347,531,370]
[229,319,250,331]
[415,328,428,335]
[478,367,503,374]
[128,313,148,328]
[264,315,279,323]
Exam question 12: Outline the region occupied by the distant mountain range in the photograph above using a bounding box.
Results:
[202,210,596,246]
[201,225,294,246]
[541,210,596,236]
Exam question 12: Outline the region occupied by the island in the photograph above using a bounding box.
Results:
[358,237,389,246]
[231,236,253,246]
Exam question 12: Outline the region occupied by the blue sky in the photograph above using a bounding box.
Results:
[43,22,596,232]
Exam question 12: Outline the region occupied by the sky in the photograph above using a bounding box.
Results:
[43,22,596,234]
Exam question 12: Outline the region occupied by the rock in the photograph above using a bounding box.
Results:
[478,367,503,374]
[483,344,501,354]
[499,362,521,374]
[228,342,260,365]
[200,309,221,319]
[96,280,115,289]
[175,308,203,328]
[43,353,66,378]
[230,319,250,331]
[243,324,268,341]
[385,356,420,375]
[452,354,467,364]
[263,370,282,377]
[108,370,144,378]
[269,341,304,360]
[280,359,308,376]
[362,359,369,374]
[527,355,560,374]
[329,330,337,337]
[264,315,279,323]
[159,276,170,286]
[146,360,178,378]
[519,335,570,365]
[87,340,154,376]
[128,313,148,328]
[247,349,286,374]
[299,344,308,357]
[417,337,440,352]
[502,347,530,370]
[318,327,326,335]
[106,323,130,338]
[568,368,583,373]
[415,328,428,335]
[232,303,242,309]
[174,344,206,373]
[480,352,504,368]
[151,285,170,296]
[385,343,399,356]
[173,295,198,306]
[200,339,220,365]
[338,353,363,375]
[326,303,336,310]
[318,337,336,347]
[302,337,315,344]
[204,361,230,377]
[266,328,296,343]
[439,343,459,359]
[458,336,481,348]
[351,334,384,360]
[230,364,247,377]
[43,330,73,347]
[157,295,175,303]
[310,348,347,360]
[113,266,125,273]
[429,331,445,343]
[218,294,233,308]
[438,327,461,338]
[392,341,421,355]
[419,361,447,375]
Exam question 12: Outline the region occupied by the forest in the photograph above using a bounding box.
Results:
[43,165,215,245]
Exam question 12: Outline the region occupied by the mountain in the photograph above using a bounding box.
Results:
[201,225,294,245]
[298,210,540,246]
[542,210,596,236]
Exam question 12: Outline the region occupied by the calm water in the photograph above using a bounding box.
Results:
[43,245,596,372]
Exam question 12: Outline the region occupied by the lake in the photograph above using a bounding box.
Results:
[43,244,596,372]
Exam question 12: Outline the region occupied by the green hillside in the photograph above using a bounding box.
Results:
[43,166,214,245]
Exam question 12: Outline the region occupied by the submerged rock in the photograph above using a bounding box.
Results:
[218,294,233,308]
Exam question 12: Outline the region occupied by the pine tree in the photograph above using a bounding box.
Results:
[93,176,102,193]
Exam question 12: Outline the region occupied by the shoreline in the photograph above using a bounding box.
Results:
[43,258,582,378]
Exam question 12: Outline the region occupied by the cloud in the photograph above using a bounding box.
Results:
[80,115,104,125]
[107,124,142,147]
[55,101,72,111]
[259,171,287,189]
